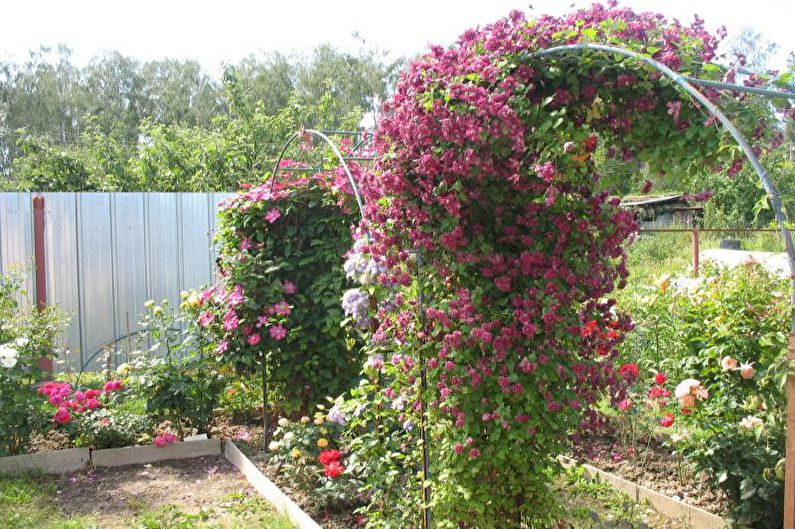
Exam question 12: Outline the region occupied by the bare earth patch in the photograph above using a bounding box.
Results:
[39,455,284,528]
[583,434,729,516]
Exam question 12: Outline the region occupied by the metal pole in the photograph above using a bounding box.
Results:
[416,250,433,529]
[32,195,52,373]
[683,76,795,101]
[262,354,270,451]
[692,229,700,277]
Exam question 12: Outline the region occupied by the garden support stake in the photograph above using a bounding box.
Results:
[785,332,795,529]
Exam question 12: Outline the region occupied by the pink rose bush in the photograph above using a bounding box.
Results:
[197,161,364,412]
[38,380,124,425]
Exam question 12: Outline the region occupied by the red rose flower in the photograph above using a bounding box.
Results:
[659,413,675,428]
[318,449,342,466]
[618,363,639,383]
[654,372,667,385]
[324,461,344,478]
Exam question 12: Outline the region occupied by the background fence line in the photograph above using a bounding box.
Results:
[0,192,233,372]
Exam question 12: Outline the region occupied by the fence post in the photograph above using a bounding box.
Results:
[692,229,700,277]
[786,333,795,529]
[32,195,51,373]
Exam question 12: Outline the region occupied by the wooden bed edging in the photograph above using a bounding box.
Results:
[579,463,728,529]
[223,440,322,529]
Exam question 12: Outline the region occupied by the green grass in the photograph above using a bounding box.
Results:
[558,467,658,528]
[625,229,786,286]
[0,476,294,529]
[0,477,97,529]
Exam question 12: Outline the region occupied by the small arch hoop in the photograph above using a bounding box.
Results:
[269,129,368,221]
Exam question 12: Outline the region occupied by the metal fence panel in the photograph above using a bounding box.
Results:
[76,194,116,371]
[42,193,81,372]
[111,193,149,360]
[179,193,213,292]
[0,192,232,373]
[146,193,181,311]
[0,192,34,306]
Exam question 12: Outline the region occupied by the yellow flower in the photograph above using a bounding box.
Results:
[313,417,324,425]
[116,363,131,375]
[300,416,310,424]
[144,300,155,309]
[317,438,329,448]
[291,448,301,459]
[152,306,163,316]
[319,427,328,435]
[655,274,671,293]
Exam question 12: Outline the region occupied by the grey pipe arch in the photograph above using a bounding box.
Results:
[532,43,795,332]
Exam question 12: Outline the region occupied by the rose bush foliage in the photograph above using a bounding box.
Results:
[663,263,788,528]
[342,4,788,526]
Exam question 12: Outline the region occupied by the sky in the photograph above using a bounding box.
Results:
[1,0,793,73]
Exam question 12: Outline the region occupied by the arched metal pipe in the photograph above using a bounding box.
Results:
[269,129,367,221]
[532,43,795,332]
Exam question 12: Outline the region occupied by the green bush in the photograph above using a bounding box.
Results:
[621,262,789,528]
[200,173,361,415]
[0,269,68,456]
[128,299,225,435]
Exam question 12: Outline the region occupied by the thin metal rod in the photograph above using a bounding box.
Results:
[684,76,795,100]
[640,228,780,233]
[415,250,433,529]
[533,43,795,332]
[270,129,367,221]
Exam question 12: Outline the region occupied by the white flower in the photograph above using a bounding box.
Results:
[268,441,281,451]
[0,343,18,369]
[277,417,289,428]
[720,356,738,371]
[14,337,29,348]
[282,432,295,442]
[674,379,701,399]
[739,362,756,380]
[739,416,764,431]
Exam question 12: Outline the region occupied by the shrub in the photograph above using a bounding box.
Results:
[129,299,225,435]
[0,269,67,456]
[199,166,361,415]
[660,263,789,528]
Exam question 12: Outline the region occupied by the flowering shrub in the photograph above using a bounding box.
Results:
[266,408,361,518]
[344,3,786,526]
[130,299,225,435]
[0,269,67,455]
[658,263,789,528]
[612,367,673,457]
[201,164,362,413]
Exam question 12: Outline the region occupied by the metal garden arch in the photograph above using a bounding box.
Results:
[271,44,795,527]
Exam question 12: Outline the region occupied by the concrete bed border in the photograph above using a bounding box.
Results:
[0,439,323,528]
[0,439,220,476]
[575,461,727,529]
[4,441,723,529]
[224,440,322,529]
